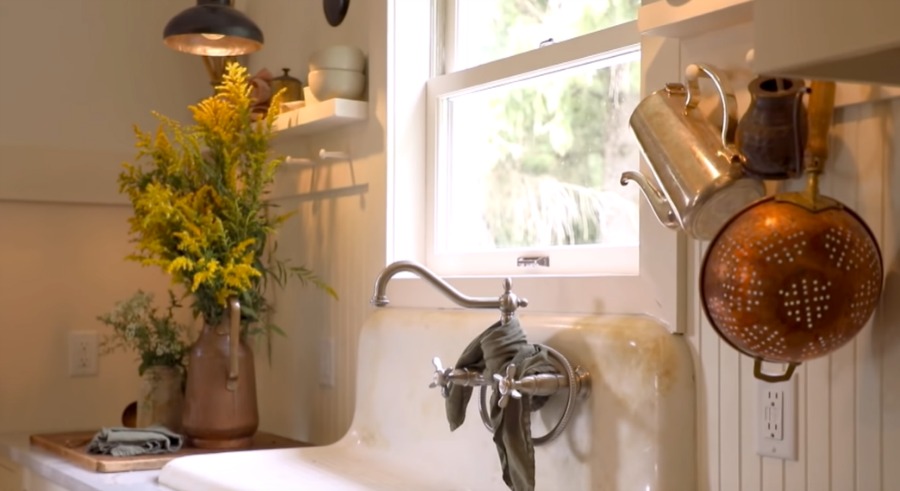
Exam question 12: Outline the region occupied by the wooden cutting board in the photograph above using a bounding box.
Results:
[30,431,308,473]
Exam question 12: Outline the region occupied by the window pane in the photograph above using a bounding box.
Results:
[452,0,640,71]
[437,51,641,256]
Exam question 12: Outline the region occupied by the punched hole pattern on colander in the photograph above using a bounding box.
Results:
[740,324,787,356]
[708,298,737,326]
[850,278,880,324]
[801,328,854,358]
[825,226,878,272]
[719,267,765,312]
[760,231,806,264]
[708,296,789,357]
[779,278,832,330]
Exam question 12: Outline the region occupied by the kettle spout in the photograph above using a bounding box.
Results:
[620,171,679,229]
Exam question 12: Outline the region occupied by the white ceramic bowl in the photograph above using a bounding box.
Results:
[308,45,366,72]
[308,69,366,101]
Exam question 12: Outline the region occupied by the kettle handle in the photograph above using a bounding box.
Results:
[684,63,739,147]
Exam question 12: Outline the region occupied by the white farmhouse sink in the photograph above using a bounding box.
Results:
[159,309,696,491]
[159,444,463,491]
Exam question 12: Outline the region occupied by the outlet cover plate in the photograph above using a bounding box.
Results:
[68,330,99,377]
[757,372,797,460]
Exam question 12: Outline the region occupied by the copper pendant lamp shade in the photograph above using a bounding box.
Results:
[163,0,263,57]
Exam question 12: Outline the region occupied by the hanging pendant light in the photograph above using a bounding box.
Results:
[163,0,264,57]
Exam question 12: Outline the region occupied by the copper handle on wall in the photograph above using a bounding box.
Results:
[802,80,837,207]
[227,297,240,391]
[804,81,837,175]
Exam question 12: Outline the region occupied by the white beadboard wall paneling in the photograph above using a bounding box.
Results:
[740,354,763,491]
[784,364,806,491]
[828,104,858,491]
[685,223,707,487]
[720,323,741,491]
[699,241,721,491]
[680,23,747,491]
[807,104,844,490]
[806,354,831,491]
[851,101,886,491]
[244,0,388,446]
[680,20,900,491]
[884,99,900,491]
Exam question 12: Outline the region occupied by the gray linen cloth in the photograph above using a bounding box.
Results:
[86,426,184,457]
[445,318,555,491]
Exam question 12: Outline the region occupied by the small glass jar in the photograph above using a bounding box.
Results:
[269,68,304,102]
[137,365,184,431]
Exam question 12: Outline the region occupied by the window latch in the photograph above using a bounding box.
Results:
[517,256,550,268]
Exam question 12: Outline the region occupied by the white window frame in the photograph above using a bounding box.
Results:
[426,18,641,277]
[384,0,685,333]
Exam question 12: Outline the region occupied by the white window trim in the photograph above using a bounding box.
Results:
[426,23,641,277]
[384,0,686,333]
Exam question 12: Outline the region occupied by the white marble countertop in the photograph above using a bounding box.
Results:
[0,433,169,491]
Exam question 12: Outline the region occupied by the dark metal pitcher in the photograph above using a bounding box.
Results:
[736,76,808,179]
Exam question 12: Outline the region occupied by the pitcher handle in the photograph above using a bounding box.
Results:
[226,296,241,391]
[684,63,739,147]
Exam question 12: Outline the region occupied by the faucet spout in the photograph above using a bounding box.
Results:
[370,260,527,321]
[620,171,680,229]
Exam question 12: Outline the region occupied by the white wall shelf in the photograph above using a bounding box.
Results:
[754,0,900,86]
[273,98,367,136]
[638,0,752,38]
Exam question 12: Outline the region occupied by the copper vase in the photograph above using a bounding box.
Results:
[182,297,258,449]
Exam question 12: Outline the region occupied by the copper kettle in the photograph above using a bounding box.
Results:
[622,64,765,241]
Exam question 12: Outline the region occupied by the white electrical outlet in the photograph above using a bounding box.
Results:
[318,338,335,387]
[757,373,797,460]
[763,389,784,440]
[68,331,99,377]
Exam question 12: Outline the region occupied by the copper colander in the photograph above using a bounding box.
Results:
[701,200,882,362]
[700,81,884,380]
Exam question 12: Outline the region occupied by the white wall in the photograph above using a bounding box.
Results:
[243,0,388,443]
[0,0,212,432]
[0,0,385,441]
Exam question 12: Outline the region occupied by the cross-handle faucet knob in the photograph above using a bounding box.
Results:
[494,363,571,409]
[430,356,489,399]
[494,364,522,408]
[429,356,452,398]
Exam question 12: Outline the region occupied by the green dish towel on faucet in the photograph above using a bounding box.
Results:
[86,426,184,457]
[445,317,556,491]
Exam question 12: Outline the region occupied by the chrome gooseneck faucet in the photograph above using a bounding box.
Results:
[370,259,591,445]
[370,260,527,323]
